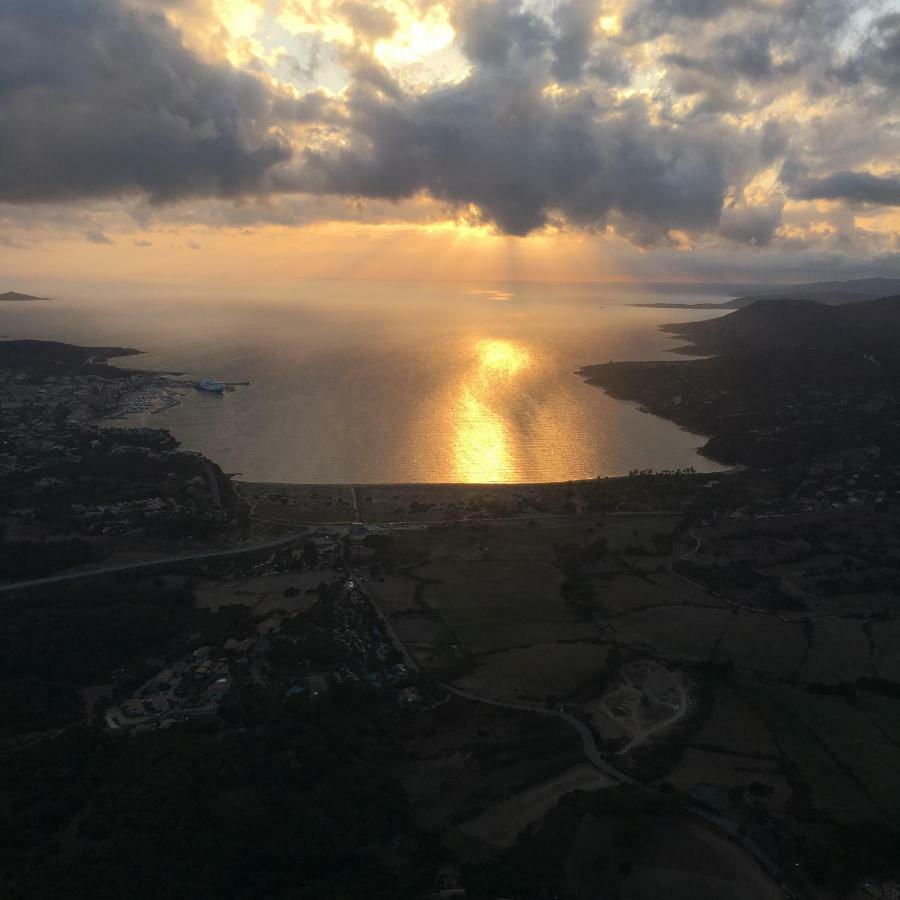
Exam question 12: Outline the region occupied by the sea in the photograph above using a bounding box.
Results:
[1,280,732,484]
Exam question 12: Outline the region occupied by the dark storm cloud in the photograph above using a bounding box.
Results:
[718,203,781,246]
[292,74,734,237]
[586,46,632,86]
[866,14,900,87]
[0,0,316,204]
[759,121,788,165]
[791,171,900,207]
[665,30,774,82]
[836,13,900,89]
[452,0,551,67]
[624,0,746,39]
[551,0,601,83]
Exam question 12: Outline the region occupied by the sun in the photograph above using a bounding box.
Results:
[373,6,455,66]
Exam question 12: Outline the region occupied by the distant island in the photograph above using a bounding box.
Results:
[0,290,49,302]
[635,276,900,310]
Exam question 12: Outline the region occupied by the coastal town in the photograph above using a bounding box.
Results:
[0,343,238,577]
[103,539,423,734]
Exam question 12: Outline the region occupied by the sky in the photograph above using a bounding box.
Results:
[1,0,899,294]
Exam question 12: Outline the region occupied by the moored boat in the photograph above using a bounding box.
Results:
[195,378,226,392]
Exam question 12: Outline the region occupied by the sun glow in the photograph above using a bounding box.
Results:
[452,338,532,482]
[374,11,455,66]
[475,339,530,376]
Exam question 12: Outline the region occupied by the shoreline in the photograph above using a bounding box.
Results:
[234,469,739,489]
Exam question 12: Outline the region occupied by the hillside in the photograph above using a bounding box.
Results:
[0,339,141,373]
[581,295,900,467]
[665,295,900,355]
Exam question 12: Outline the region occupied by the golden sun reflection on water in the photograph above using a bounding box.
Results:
[452,339,532,482]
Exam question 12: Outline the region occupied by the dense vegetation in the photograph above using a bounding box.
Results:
[0,685,436,899]
[0,580,241,733]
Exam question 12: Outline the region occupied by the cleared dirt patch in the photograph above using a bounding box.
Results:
[588,659,688,753]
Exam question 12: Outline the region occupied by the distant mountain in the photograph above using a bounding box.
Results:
[726,277,900,308]
[0,290,49,302]
[0,339,141,373]
[664,294,900,355]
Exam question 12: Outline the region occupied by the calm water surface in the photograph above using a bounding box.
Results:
[2,281,729,483]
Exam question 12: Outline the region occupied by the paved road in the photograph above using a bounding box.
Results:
[343,557,419,673]
[443,684,636,785]
[0,532,307,595]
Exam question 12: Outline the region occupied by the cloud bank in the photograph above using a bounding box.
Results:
[0,0,897,273]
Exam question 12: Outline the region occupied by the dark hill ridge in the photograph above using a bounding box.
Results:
[634,277,900,311]
[0,339,141,374]
[0,291,49,302]
[580,294,900,468]
[728,276,900,308]
[664,295,900,355]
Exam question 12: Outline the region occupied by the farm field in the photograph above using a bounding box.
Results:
[610,606,731,660]
[799,618,873,684]
[744,683,883,823]
[395,696,581,831]
[712,612,808,676]
[237,482,355,526]
[689,683,777,757]
[362,513,900,855]
[871,619,900,682]
[596,573,728,617]
[366,575,419,615]
[192,571,322,614]
[666,748,791,813]
[761,685,900,819]
[454,642,612,702]
[857,691,900,744]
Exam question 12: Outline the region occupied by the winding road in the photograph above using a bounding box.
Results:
[443,684,637,785]
[0,532,308,596]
